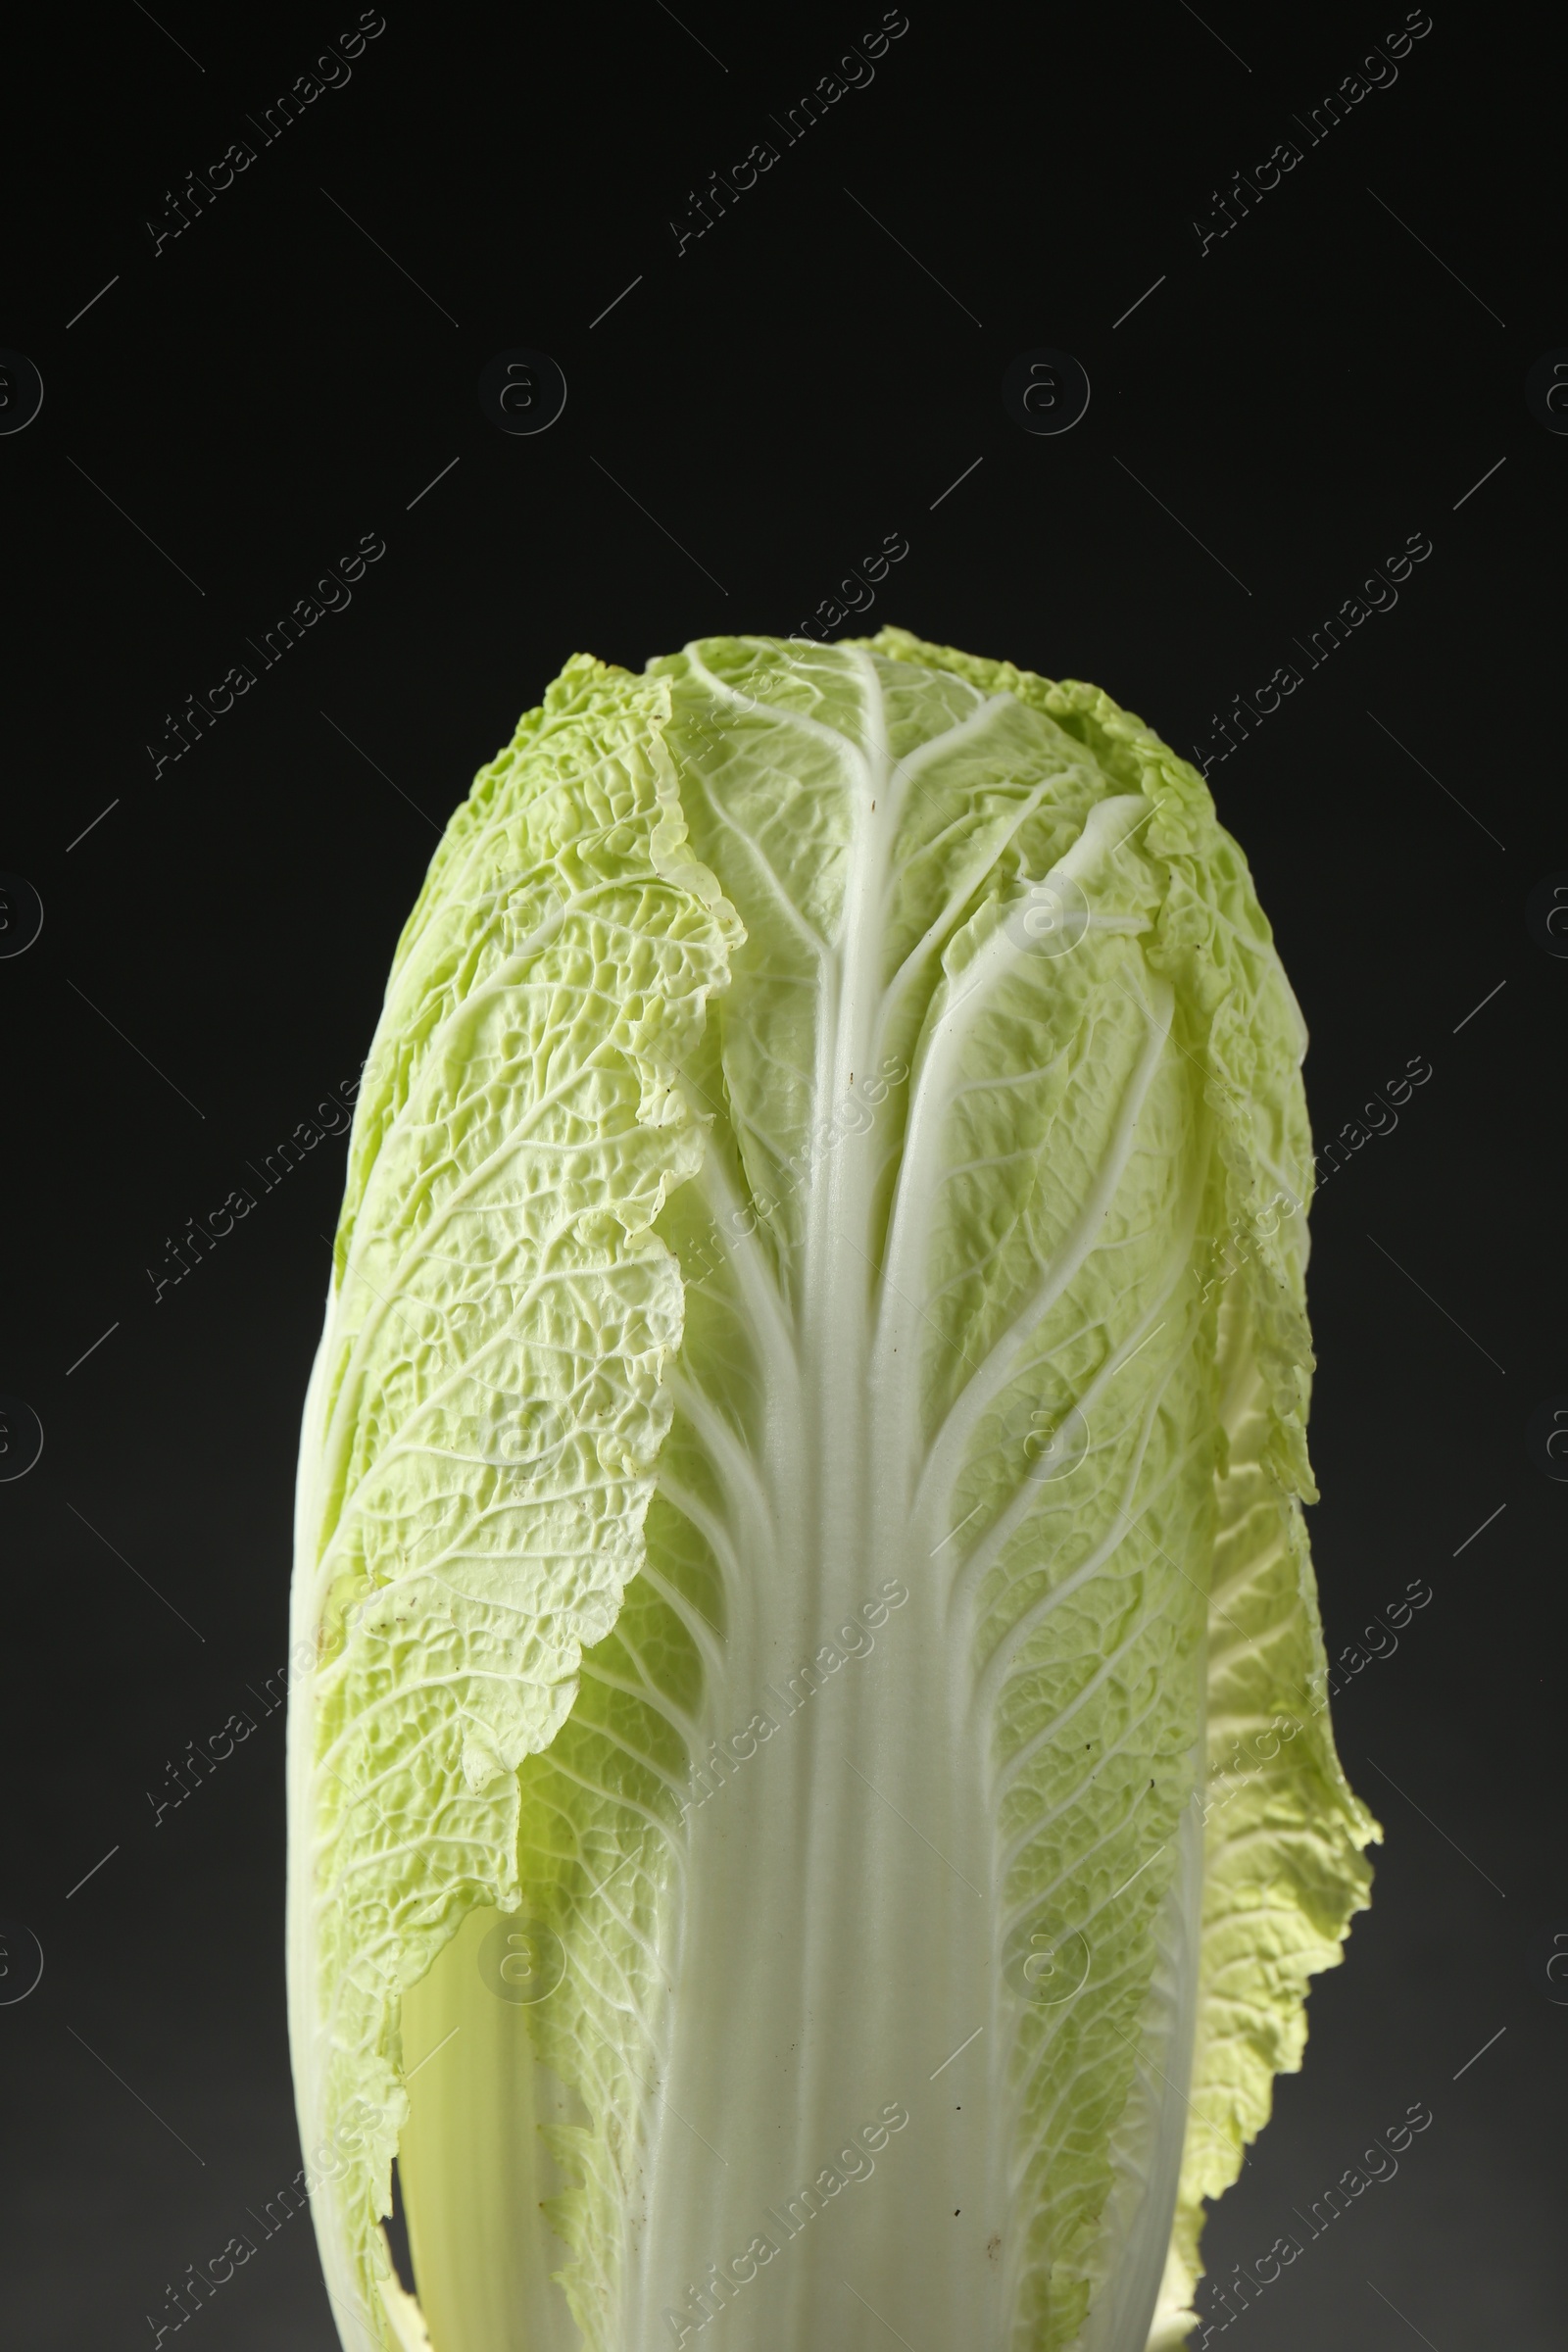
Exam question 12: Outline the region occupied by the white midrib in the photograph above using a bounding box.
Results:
[801,648,890,1576]
[629,663,1004,2351]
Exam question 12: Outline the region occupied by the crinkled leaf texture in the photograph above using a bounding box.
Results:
[287,632,1377,2352]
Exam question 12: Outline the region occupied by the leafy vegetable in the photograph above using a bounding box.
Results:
[287,629,1377,2352]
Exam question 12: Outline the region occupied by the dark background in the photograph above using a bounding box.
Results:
[2,5,1563,2346]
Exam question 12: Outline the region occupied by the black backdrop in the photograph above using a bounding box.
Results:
[3,6,1564,2346]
